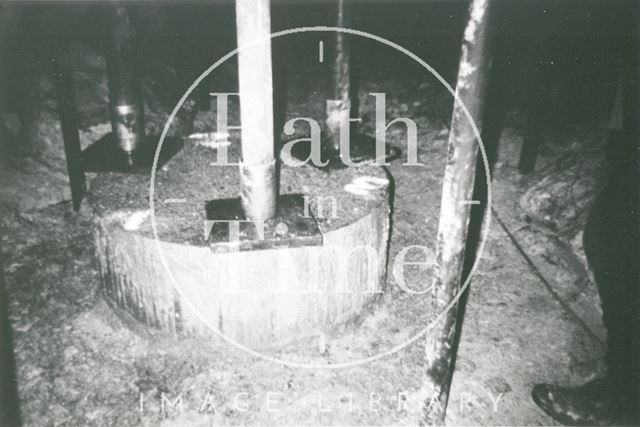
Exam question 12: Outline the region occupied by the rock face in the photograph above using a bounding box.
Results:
[516,127,609,281]
[519,129,607,238]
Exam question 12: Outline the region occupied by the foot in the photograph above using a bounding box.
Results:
[532,379,624,426]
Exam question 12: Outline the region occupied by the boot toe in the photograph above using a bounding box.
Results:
[531,382,615,426]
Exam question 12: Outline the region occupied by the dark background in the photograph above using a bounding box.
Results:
[1,0,634,133]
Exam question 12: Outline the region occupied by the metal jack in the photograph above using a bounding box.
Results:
[82,3,182,173]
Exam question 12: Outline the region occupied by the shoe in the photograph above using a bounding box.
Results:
[532,379,621,426]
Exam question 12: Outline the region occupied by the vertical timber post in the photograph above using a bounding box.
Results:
[107,2,145,155]
[326,0,352,153]
[0,251,21,427]
[235,0,277,220]
[82,2,183,173]
[422,0,494,424]
[52,46,87,212]
[517,65,543,174]
[629,4,640,418]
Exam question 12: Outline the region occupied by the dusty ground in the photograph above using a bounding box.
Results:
[0,37,610,426]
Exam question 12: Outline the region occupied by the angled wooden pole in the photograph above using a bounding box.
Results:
[235,0,277,220]
[422,0,495,424]
[52,46,87,212]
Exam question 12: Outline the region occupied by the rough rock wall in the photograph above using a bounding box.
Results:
[518,125,608,277]
[519,128,607,238]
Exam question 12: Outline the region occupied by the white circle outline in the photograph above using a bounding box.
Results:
[149,26,492,369]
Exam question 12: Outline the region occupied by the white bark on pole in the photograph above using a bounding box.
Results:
[333,0,351,103]
[235,0,277,219]
[422,0,494,424]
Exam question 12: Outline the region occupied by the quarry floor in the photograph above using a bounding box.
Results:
[0,55,608,426]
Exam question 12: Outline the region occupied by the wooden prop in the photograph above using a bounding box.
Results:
[236,0,277,219]
[52,47,87,212]
[422,0,495,424]
[82,2,183,173]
